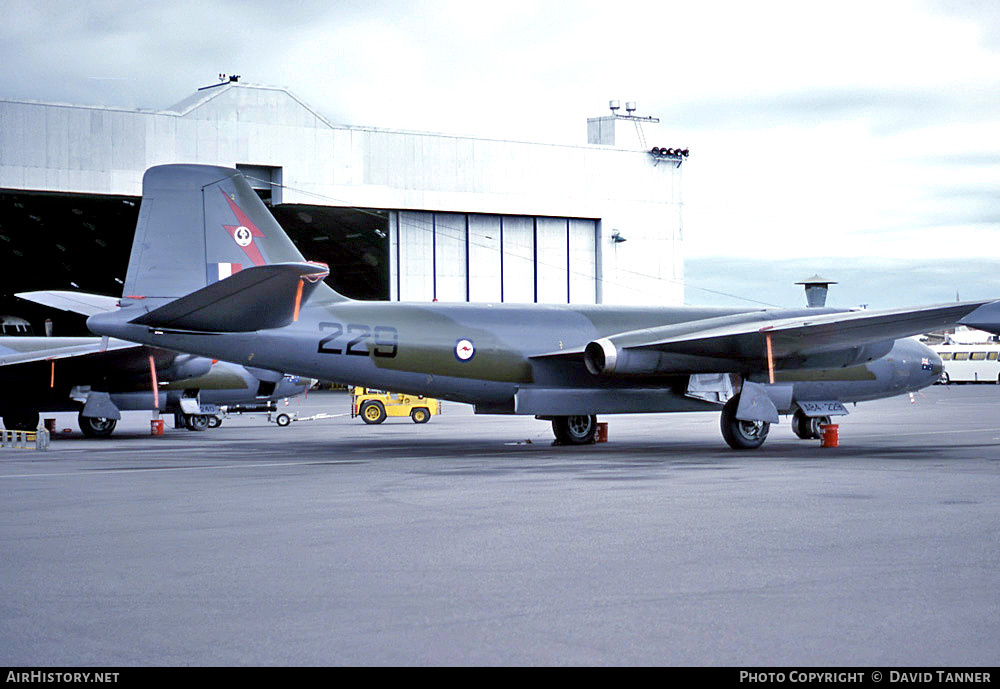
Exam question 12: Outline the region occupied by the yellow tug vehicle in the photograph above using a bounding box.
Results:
[350,387,441,425]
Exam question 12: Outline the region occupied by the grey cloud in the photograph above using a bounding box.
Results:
[927,0,1000,50]
[654,87,1000,136]
[906,153,1000,167]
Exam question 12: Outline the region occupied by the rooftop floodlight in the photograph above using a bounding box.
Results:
[609,100,620,113]
[625,101,637,114]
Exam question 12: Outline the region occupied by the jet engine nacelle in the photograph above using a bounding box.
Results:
[160,354,213,382]
[786,340,895,370]
[584,338,726,376]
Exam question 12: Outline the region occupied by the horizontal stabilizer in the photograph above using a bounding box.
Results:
[127,262,330,332]
[16,290,120,316]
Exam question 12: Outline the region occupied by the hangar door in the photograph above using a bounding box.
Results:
[389,211,598,304]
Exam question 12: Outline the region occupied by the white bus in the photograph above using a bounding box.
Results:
[932,343,1000,384]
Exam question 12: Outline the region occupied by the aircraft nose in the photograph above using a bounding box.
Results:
[912,345,943,386]
[894,338,942,390]
[280,375,315,394]
[927,350,944,381]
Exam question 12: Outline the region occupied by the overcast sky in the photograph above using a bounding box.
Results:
[3,0,999,308]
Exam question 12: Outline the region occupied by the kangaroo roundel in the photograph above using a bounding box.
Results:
[455,339,475,362]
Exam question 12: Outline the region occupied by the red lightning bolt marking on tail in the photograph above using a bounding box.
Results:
[220,189,267,266]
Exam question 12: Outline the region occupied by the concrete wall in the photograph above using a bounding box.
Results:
[0,83,684,305]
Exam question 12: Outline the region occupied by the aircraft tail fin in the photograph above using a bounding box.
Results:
[124,164,347,304]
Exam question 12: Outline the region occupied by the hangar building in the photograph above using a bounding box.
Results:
[0,79,685,333]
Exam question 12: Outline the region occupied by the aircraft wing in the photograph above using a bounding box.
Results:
[957,300,1000,335]
[0,337,140,367]
[630,301,992,360]
[16,290,120,316]
[554,300,997,376]
[0,337,213,393]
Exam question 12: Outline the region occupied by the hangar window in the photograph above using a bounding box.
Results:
[971,352,988,361]
[953,352,970,361]
[940,352,953,360]
[989,352,998,361]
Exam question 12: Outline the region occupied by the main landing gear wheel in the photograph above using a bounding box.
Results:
[3,411,39,432]
[79,413,117,438]
[184,414,210,431]
[360,400,387,425]
[720,395,769,450]
[552,415,598,445]
[791,409,830,440]
[410,407,430,424]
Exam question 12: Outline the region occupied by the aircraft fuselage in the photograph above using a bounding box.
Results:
[89,299,943,416]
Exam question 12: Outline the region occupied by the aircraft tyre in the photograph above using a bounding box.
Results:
[720,395,769,450]
[208,416,222,428]
[552,415,598,445]
[275,413,292,427]
[79,413,117,438]
[410,407,430,424]
[184,414,210,431]
[360,400,387,425]
[791,410,830,440]
[3,411,39,432]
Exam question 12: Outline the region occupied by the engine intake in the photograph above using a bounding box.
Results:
[584,339,618,375]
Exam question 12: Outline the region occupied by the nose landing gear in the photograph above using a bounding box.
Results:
[791,409,831,440]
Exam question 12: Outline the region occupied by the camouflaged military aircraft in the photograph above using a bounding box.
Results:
[0,332,308,436]
[22,164,1000,449]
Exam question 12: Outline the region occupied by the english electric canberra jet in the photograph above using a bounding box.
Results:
[23,165,1000,449]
